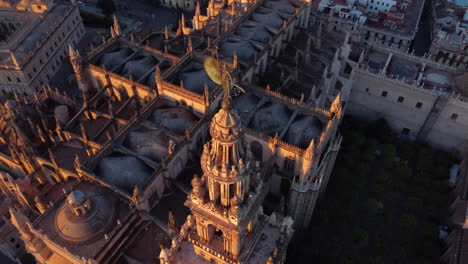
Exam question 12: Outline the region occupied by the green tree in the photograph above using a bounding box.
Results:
[98,0,116,16]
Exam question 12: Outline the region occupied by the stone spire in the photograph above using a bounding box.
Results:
[187,37,193,52]
[193,2,202,30]
[68,44,89,93]
[203,82,210,107]
[185,84,275,261]
[207,0,215,18]
[330,92,342,116]
[111,15,121,37]
[10,51,20,68]
[164,26,170,40]
[233,52,238,68]
[200,90,250,207]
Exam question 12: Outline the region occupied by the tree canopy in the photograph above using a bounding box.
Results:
[287,117,454,264]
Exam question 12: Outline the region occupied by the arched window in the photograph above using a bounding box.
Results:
[283,157,294,172]
[214,228,223,238]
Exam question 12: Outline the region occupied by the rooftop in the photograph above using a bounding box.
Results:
[89,39,177,89]
[232,90,326,149]
[315,0,425,37]
[93,98,201,194]
[361,46,462,95]
[0,1,76,66]
[33,181,132,259]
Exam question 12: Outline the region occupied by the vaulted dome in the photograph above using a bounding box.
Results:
[54,189,117,243]
[210,101,243,142]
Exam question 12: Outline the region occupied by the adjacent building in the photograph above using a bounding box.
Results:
[0,0,85,97]
[428,0,468,68]
[344,41,468,154]
[442,153,468,264]
[311,0,426,51]
[0,0,348,262]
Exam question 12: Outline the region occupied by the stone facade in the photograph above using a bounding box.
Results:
[428,0,468,68]
[442,153,468,264]
[311,0,425,52]
[344,43,468,154]
[0,0,349,262]
[0,0,85,97]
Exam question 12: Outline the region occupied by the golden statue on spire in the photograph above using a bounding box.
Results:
[204,49,245,108]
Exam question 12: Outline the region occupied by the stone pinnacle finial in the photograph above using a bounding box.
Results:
[112,15,121,36]
[164,26,169,40]
[304,139,314,160]
[195,1,201,18]
[330,92,342,114]
[187,37,193,52]
[221,85,231,111]
[68,44,77,58]
[10,51,20,68]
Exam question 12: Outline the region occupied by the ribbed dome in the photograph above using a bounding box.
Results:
[66,190,86,206]
[55,190,116,243]
[213,108,240,129]
[210,106,243,142]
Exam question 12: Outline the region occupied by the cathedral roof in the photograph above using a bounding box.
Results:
[55,189,116,243]
[32,182,133,258]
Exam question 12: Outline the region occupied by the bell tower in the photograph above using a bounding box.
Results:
[185,93,266,262]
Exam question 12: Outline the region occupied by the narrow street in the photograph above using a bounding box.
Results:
[412,0,433,56]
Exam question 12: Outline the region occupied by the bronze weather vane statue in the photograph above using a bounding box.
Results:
[203,48,246,103]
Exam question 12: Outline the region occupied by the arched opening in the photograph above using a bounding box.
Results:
[207,224,224,242]
[283,157,295,172]
[436,51,446,62]
[251,141,263,161]
[229,183,236,201]
[214,228,223,238]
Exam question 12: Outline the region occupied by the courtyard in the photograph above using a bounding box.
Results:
[288,117,457,264]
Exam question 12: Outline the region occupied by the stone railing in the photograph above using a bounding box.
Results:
[244,127,307,155]
[276,139,306,155]
[162,81,204,103]
[369,42,465,72]
[313,6,420,39]
[188,232,237,264]
[355,64,441,97]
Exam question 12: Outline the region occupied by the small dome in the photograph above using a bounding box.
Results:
[66,190,86,206]
[214,108,240,128]
[211,105,243,141]
[55,190,116,243]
